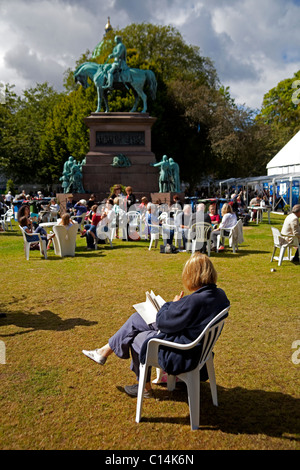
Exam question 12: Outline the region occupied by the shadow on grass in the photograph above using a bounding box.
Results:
[0,308,97,337]
[138,382,300,440]
[0,231,18,236]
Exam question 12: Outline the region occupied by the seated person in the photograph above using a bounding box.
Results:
[19,215,54,251]
[208,204,221,227]
[81,205,102,250]
[236,195,250,225]
[281,204,300,263]
[96,199,115,243]
[66,195,75,214]
[47,213,74,250]
[58,213,74,228]
[211,203,237,251]
[145,203,159,237]
[73,199,87,224]
[49,198,60,220]
[249,195,261,221]
[82,253,230,398]
[125,186,136,209]
[175,204,192,251]
[18,203,39,229]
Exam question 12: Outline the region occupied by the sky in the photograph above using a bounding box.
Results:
[0,0,300,110]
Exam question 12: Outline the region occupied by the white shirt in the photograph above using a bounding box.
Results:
[219,212,237,229]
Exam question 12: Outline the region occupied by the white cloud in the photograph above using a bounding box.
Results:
[0,0,299,108]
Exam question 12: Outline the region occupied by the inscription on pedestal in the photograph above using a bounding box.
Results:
[96,131,145,147]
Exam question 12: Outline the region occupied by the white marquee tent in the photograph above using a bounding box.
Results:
[267,130,300,176]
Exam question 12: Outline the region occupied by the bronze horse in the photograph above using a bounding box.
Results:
[74,62,157,113]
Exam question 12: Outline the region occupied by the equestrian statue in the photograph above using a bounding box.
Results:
[74,35,157,113]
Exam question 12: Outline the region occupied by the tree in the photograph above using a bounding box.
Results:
[0,83,63,184]
[256,70,300,154]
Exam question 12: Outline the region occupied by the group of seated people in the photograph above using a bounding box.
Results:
[15,183,260,255]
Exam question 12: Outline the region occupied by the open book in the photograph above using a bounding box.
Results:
[133,290,166,325]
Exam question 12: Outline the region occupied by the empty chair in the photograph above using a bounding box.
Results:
[148,224,160,250]
[188,222,212,255]
[216,219,244,253]
[127,211,141,241]
[136,306,230,430]
[52,223,78,257]
[1,208,14,231]
[19,225,47,260]
[270,226,297,266]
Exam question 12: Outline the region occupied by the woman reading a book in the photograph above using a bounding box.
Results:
[82,253,230,398]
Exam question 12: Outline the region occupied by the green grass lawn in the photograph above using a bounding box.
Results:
[0,213,299,450]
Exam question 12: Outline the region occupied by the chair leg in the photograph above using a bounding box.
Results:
[278,246,286,266]
[184,370,200,430]
[149,237,153,250]
[166,375,176,391]
[216,235,220,251]
[270,246,276,262]
[25,244,30,260]
[206,355,218,406]
[207,240,211,257]
[135,363,149,423]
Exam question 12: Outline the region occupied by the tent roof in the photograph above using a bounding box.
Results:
[267,130,300,169]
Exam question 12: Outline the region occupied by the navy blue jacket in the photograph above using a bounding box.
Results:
[140,284,230,375]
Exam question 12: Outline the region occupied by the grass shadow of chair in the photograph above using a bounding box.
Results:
[140,382,300,440]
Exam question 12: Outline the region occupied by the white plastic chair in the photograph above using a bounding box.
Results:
[136,306,230,430]
[270,227,298,266]
[216,219,244,253]
[110,210,128,241]
[19,225,47,260]
[188,222,212,255]
[96,223,113,248]
[148,224,160,250]
[49,210,59,222]
[52,223,78,257]
[71,212,87,232]
[1,208,14,231]
[161,218,177,247]
[127,211,142,240]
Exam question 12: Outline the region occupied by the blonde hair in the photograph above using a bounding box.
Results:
[221,203,232,216]
[182,253,217,292]
[60,213,71,225]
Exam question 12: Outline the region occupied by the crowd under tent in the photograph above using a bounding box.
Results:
[218,173,300,210]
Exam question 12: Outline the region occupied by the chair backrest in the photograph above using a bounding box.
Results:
[127,211,141,224]
[4,209,13,218]
[53,223,78,256]
[271,226,281,246]
[230,219,244,243]
[19,225,39,243]
[147,306,230,358]
[147,223,160,235]
[189,222,212,242]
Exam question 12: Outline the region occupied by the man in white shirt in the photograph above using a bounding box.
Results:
[281,204,300,263]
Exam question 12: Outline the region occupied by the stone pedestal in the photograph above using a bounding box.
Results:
[82,112,159,200]
[151,192,186,206]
